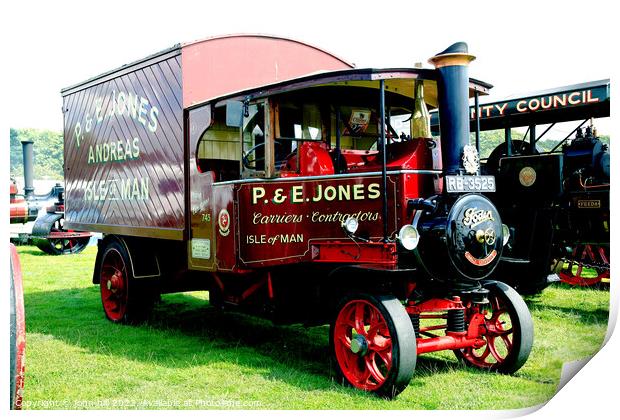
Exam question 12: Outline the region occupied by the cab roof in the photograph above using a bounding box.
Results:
[206,67,492,110]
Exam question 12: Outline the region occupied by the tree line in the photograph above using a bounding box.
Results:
[10,128,64,180]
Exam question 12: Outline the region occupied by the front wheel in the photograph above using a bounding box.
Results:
[32,214,90,255]
[330,294,417,398]
[454,281,533,374]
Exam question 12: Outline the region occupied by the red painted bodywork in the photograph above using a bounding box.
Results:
[10,181,30,224]
[10,202,29,224]
[181,35,353,108]
[235,175,395,267]
[10,244,26,410]
[406,297,487,354]
[311,242,397,265]
[192,135,437,272]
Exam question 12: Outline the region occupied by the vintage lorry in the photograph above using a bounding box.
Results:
[62,35,532,397]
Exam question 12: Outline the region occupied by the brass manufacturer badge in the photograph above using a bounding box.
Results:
[462,144,480,174]
[518,166,537,187]
[463,207,494,229]
[465,250,498,266]
[218,209,231,237]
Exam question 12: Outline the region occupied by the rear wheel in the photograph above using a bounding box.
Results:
[98,239,156,323]
[454,281,533,374]
[330,294,416,398]
[558,245,610,287]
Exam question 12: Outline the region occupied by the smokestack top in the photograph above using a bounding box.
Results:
[428,42,476,69]
[438,42,469,55]
[427,42,476,175]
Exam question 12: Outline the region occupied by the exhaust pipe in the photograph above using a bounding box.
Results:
[429,42,475,175]
[21,139,35,199]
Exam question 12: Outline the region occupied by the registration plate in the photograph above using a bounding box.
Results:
[445,175,496,193]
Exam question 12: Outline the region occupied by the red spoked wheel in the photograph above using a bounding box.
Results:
[100,247,129,322]
[330,294,416,398]
[98,239,156,324]
[455,281,533,374]
[559,245,610,287]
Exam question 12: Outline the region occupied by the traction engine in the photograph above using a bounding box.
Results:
[488,120,610,291]
[553,125,610,286]
[10,139,91,255]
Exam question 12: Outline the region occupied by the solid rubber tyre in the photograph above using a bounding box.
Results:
[98,239,156,324]
[330,293,416,398]
[454,281,533,374]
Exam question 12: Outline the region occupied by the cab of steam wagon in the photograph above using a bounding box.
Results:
[180,43,533,398]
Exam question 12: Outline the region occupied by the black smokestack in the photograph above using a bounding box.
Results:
[21,139,35,199]
[428,42,475,175]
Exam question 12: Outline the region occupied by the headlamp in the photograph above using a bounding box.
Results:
[502,224,510,246]
[398,224,420,250]
[343,217,359,235]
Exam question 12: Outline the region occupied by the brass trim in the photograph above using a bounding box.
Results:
[428,53,476,68]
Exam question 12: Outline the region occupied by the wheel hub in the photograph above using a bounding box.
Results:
[350,333,369,356]
[108,273,122,290]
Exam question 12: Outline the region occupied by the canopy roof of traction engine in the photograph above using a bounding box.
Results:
[430,79,610,132]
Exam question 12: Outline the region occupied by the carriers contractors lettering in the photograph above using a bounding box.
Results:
[244,181,382,246]
[251,182,381,205]
[251,210,379,225]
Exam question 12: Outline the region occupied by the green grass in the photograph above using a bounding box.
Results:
[17,245,610,410]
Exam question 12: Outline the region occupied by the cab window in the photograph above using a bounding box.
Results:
[242,103,266,176]
[196,105,241,182]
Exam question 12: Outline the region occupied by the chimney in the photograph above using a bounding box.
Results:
[21,139,35,199]
[428,42,475,175]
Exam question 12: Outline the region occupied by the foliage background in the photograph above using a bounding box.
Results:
[10,128,64,180]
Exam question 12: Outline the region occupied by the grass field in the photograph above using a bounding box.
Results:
[17,245,610,410]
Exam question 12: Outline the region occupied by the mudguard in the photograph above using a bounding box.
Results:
[92,235,161,284]
[30,211,63,238]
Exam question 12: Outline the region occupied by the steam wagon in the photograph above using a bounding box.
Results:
[62,35,533,397]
